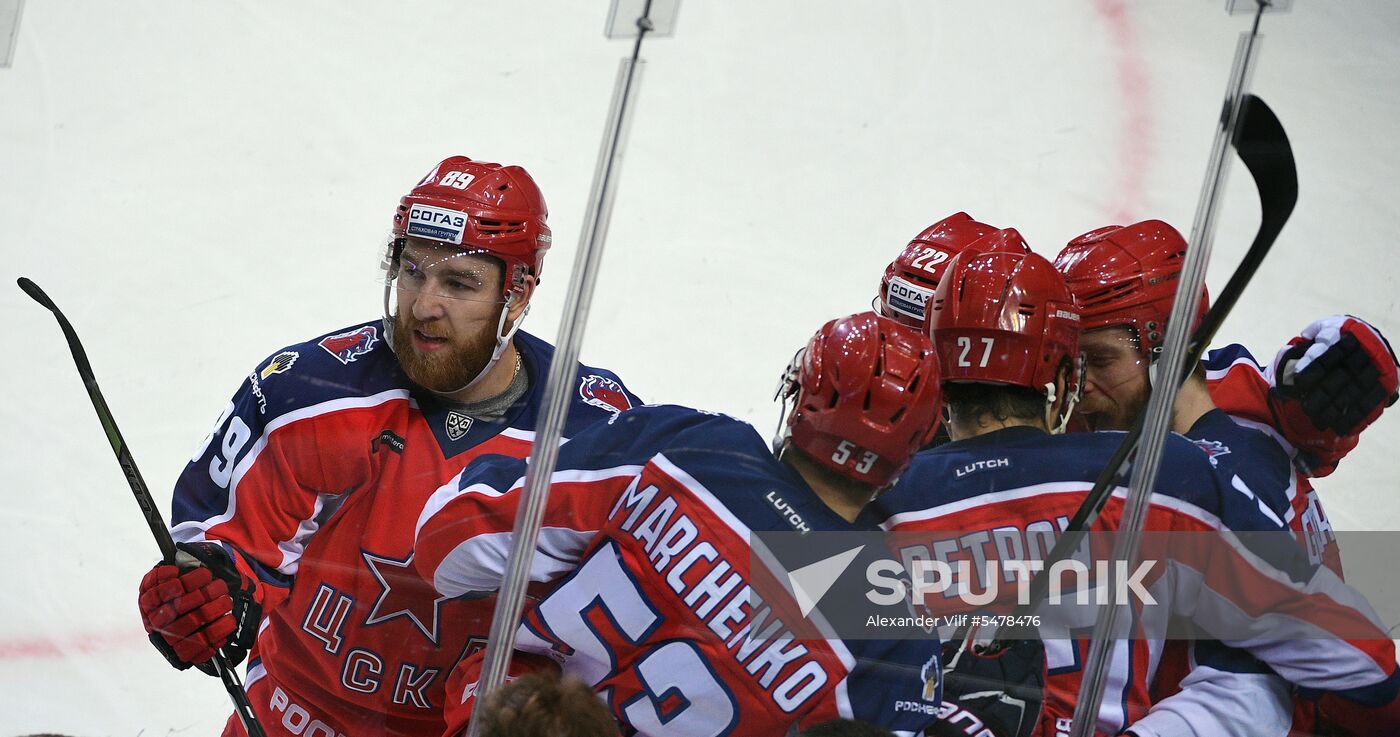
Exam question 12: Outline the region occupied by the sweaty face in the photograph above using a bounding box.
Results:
[390,242,508,393]
[1076,327,1149,431]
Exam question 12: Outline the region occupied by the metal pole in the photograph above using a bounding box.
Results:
[1068,7,1267,736]
[464,6,656,735]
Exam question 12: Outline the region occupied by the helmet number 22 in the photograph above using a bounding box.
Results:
[909,248,949,274]
[956,336,996,368]
[832,440,879,474]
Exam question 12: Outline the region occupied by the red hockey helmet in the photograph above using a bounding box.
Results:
[877,212,1000,328]
[1053,220,1209,362]
[782,312,942,488]
[929,250,1081,400]
[390,156,552,298]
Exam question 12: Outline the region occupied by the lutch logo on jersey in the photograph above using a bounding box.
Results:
[446,411,474,441]
[319,326,379,365]
[578,375,632,415]
[406,204,467,245]
[887,277,934,321]
[260,351,300,380]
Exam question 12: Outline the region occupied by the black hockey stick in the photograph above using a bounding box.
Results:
[994,94,1297,642]
[17,277,268,737]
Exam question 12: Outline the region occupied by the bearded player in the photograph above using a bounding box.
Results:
[866,248,1399,737]
[136,156,640,736]
[1054,219,1399,736]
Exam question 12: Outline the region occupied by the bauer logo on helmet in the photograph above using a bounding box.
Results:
[406,204,468,245]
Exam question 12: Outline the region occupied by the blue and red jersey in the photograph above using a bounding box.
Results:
[1203,343,1344,574]
[866,426,1397,737]
[168,319,639,737]
[413,405,943,737]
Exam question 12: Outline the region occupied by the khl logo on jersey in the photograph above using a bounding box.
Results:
[406,204,468,245]
[446,411,474,441]
[579,375,633,415]
[1190,438,1232,467]
[318,326,378,365]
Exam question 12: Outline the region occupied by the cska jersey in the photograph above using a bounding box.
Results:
[168,319,639,737]
[1141,408,1322,737]
[413,405,943,737]
[1204,343,1344,574]
[866,426,1399,737]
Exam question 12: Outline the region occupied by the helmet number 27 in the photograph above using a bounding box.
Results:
[832,440,878,474]
[956,336,995,368]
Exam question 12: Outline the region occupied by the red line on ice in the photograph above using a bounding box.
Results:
[1094,0,1153,224]
[0,628,144,659]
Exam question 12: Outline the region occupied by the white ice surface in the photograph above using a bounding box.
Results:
[1,1,1398,734]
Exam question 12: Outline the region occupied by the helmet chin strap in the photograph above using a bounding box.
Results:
[1044,379,1082,435]
[384,284,529,398]
[434,294,526,398]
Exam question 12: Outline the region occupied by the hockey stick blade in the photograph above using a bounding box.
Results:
[18,277,268,737]
[994,93,1297,643]
[1190,93,1297,353]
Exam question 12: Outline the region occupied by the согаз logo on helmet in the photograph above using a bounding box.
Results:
[406,205,468,245]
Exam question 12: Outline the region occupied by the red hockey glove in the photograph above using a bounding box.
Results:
[1268,315,1399,474]
[138,541,260,675]
[927,631,1046,737]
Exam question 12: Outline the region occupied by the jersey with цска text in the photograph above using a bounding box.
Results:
[168,319,639,737]
[413,405,943,737]
[864,426,1398,737]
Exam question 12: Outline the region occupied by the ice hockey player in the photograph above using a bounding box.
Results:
[866,248,1400,737]
[136,156,640,736]
[413,312,1048,737]
[1056,218,1397,573]
[1056,220,1399,735]
[877,219,1034,452]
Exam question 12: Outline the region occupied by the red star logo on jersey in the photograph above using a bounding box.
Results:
[361,550,450,645]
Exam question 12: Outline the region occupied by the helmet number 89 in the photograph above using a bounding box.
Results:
[956,336,996,368]
[832,440,878,474]
[440,171,476,190]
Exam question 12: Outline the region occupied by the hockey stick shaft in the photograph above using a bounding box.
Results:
[17,277,268,737]
[1071,20,1296,737]
[465,5,659,733]
[998,91,1296,637]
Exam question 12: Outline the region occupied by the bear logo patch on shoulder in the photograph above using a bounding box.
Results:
[579,375,632,415]
[319,326,379,365]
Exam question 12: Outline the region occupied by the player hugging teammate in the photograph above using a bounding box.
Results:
[871,215,1400,737]
[136,155,1398,737]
